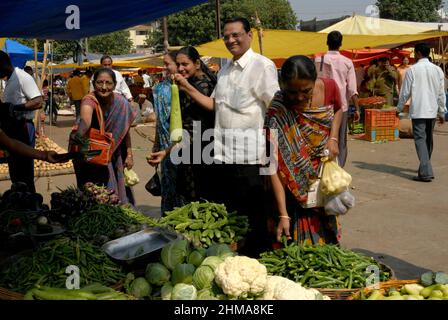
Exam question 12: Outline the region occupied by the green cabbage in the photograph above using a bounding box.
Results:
[129,277,152,299]
[188,249,206,267]
[200,256,223,271]
[171,283,197,300]
[161,239,190,270]
[193,266,215,290]
[145,262,171,286]
[206,244,235,258]
[171,263,196,285]
[161,283,173,300]
[196,288,218,300]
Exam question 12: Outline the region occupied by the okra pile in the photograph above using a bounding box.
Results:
[0,237,125,293]
[259,241,391,289]
[156,202,249,248]
[68,204,156,244]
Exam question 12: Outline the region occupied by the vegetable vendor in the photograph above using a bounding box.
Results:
[264,55,343,245]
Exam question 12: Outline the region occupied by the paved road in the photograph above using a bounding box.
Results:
[1,115,447,279]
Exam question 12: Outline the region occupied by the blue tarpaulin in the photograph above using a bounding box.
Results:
[0,0,209,40]
[1,39,45,68]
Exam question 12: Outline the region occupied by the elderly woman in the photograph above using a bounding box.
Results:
[265,55,343,245]
[71,68,137,204]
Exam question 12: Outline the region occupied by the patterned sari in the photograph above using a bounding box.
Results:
[265,78,342,245]
[153,80,183,214]
[74,93,137,204]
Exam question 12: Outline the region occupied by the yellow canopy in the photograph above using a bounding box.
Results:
[320,15,438,35]
[196,29,448,59]
[50,55,164,70]
[0,38,5,50]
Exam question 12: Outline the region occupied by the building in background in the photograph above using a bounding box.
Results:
[128,22,160,54]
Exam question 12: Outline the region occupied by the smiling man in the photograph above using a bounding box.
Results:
[174,17,280,256]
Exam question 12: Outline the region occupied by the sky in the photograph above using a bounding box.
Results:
[289,0,448,22]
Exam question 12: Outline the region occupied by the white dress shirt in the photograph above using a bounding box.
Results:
[90,69,132,100]
[212,48,279,164]
[3,67,42,120]
[398,58,447,118]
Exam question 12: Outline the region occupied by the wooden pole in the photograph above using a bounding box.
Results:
[163,17,169,53]
[33,39,39,85]
[215,0,222,39]
[255,11,264,56]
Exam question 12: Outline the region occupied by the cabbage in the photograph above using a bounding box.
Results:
[171,283,197,300]
[200,256,223,271]
[193,265,215,290]
[145,262,171,286]
[171,263,196,285]
[161,283,173,300]
[161,239,190,270]
[196,288,218,300]
[129,277,152,299]
[188,249,206,267]
[206,244,234,258]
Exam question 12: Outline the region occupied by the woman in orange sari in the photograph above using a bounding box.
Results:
[265,55,343,245]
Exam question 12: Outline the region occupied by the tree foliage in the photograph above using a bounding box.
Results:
[13,30,133,63]
[376,0,443,22]
[147,0,297,47]
[88,30,133,55]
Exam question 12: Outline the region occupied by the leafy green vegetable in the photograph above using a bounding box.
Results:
[145,263,171,286]
[161,239,190,271]
[171,263,196,285]
[171,283,197,300]
[129,277,151,299]
[193,266,215,290]
[188,249,207,267]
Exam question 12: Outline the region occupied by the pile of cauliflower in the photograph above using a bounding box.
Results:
[214,256,331,300]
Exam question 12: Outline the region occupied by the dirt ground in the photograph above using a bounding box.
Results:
[1,113,447,280]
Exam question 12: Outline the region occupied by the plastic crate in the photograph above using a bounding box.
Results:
[364,127,400,142]
[364,109,399,128]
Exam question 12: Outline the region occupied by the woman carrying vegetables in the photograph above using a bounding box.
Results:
[70,68,137,204]
[149,47,217,205]
[147,51,184,214]
[264,55,343,245]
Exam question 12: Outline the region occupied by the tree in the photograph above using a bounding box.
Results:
[376,0,443,22]
[147,0,297,47]
[88,30,133,55]
[13,30,133,63]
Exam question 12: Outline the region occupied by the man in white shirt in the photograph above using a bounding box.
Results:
[397,43,446,182]
[174,17,279,256]
[142,69,152,88]
[90,55,133,102]
[0,50,44,192]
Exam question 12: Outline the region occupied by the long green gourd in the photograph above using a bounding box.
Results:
[170,82,183,142]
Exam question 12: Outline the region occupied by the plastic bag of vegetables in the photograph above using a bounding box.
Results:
[320,159,352,195]
[124,168,140,187]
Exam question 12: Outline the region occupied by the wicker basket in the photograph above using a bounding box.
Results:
[0,287,23,300]
[316,288,360,300]
[347,279,419,300]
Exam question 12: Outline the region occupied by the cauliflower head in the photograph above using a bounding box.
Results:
[214,256,267,298]
[262,276,331,300]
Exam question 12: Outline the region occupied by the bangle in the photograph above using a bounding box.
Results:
[279,215,291,220]
[329,137,338,143]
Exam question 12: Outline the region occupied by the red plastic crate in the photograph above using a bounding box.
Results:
[364,127,400,142]
[364,109,399,128]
